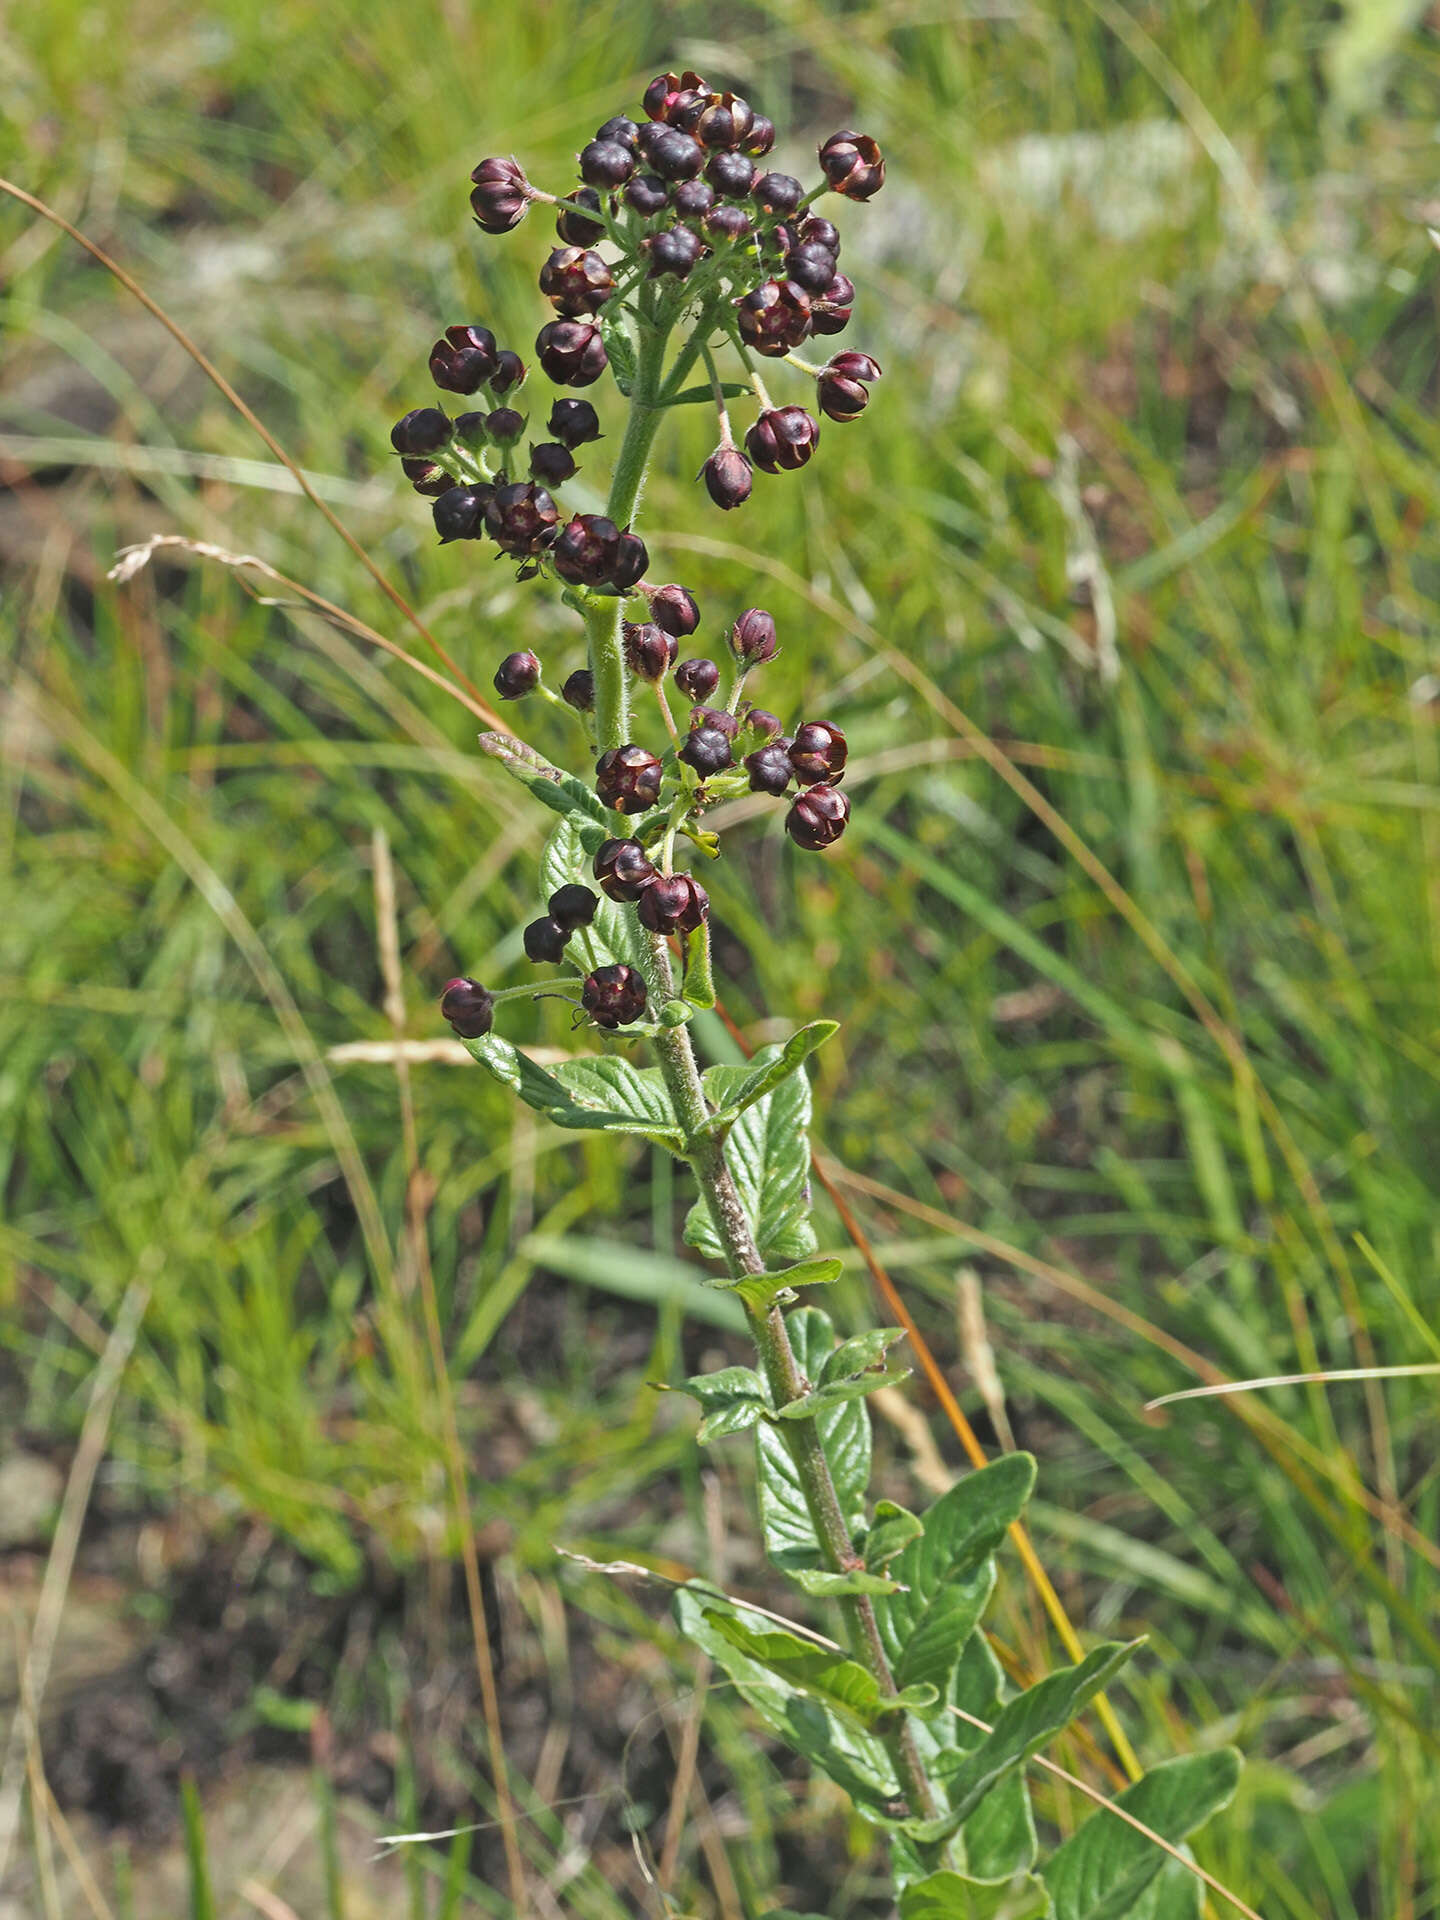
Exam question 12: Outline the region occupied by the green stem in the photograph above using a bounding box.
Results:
[587,315,671,753]
[634,929,938,1824]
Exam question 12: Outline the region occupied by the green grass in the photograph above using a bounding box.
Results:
[4,0,1440,1913]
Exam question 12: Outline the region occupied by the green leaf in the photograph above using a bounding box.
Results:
[775,1326,911,1419]
[701,1022,839,1132]
[1041,1749,1241,1920]
[1116,1859,1201,1920]
[479,733,610,835]
[465,1033,685,1152]
[756,1307,871,1571]
[598,313,637,394]
[866,1501,925,1571]
[966,1773,1039,1880]
[721,1255,844,1313]
[920,1643,1142,1841]
[900,1870,1051,1919]
[540,816,635,971]
[791,1564,903,1597]
[681,917,716,1007]
[700,1611,886,1727]
[673,1588,898,1811]
[877,1454,1038,1696]
[674,1364,771,1443]
[685,1063,817,1265]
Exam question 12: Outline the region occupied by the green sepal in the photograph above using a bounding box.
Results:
[790,1564,903,1598]
[865,1500,926,1571]
[900,1870,1052,1919]
[679,821,722,858]
[671,1364,771,1443]
[464,1033,686,1154]
[701,1021,840,1133]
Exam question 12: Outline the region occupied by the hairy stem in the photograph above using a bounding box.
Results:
[635,931,937,1821]
[588,318,670,753]
[592,352,940,1823]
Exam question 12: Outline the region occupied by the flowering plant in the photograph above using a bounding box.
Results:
[397,67,1239,1916]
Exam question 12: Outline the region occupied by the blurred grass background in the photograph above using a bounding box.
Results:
[2,0,1439,1914]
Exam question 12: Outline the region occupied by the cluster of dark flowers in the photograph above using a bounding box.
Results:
[411,68,878,1043]
[388,66,886,574]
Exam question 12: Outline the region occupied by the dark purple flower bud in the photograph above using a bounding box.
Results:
[432,483,492,543]
[687,704,739,739]
[524,915,570,964]
[596,743,663,813]
[483,480,559,555]
[707,150,757,198]
[580,139,636,189]
[647,584,700,636]
[402,457,457,497]
[593,837,656,901]
[702,445,753,509]
[562,667,595,712]
[785,240,839,295]
[798,214,841,255]
[649,129,704,181]
[740,705,783,740]
[817,350,881,421]
[623,621,677,681]
[787,782,850,849]
[596,115,640,150]
[453,410,488,445]
[469,156,530,234]
[789,719,848,784]
[810,270,856,336]
[818,128,886,200]
[548,883,598,931]
[539,246,615,316]
[530,440,578,486]
[744,114,776,157]
[493,650,541,699]
[554,512,622,586]
[745,405,820,474]
[548,397,602,447]
[441,976,494,1038]
[489,349,528,395]
[625,173,670,216]
[610,531,649,591]
[430,324,499,394]
[696,91,754,149]
[668,87,711,134]
[637,873,709,934]
[735,279,812,357]
[674,658,719,702]
[536,319,608,387]
[647,224,704,279]
[486,406,525,446]
[672,178,715,218]
[642,71,683,121]
[745,742,793,795]
[730,607,778,664]
[753,171,804,217]
[704,204,753,245]
[582,963,647,1028]
[390,407,453,455]
[555,187,606,246]
[679,725,733,777]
